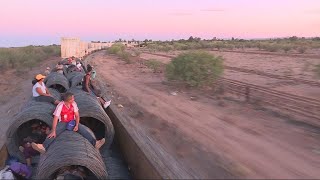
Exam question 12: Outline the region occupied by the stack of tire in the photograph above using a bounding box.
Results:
[6,59,114,179]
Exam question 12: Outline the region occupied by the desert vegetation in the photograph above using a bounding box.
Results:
[144,36,320,54]
[107,43,132,63]
[0,45,60,72]
[145,59,164,73]
[165,51,224,87]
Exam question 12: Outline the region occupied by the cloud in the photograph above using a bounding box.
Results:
[200,8,225,12]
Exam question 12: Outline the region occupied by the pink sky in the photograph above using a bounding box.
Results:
[0,0,319,46]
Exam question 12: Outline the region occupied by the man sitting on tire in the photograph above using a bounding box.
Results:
[31,92,105,153]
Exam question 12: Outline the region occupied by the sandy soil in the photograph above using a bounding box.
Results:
[0,57,62,148]
[140,52,320,100]
[143,50,320,80]
[90,51,320,179]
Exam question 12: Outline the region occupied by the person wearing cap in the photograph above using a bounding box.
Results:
[32,74,60,105]
[31,92,106,154]
[44,67,50,76]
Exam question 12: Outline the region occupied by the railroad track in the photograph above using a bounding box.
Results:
[217,78,320,121]
[142,52,320,87]
[141,52,320,123]
[210,49,320,59]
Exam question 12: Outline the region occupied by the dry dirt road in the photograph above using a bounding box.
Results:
[89,51,320,179]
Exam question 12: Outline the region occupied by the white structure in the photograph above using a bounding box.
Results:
[60,38,114,58]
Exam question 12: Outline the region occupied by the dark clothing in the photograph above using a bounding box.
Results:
[67,65,77,73]
[31,79,37,85]
[34,96,56,104]
[82,73,91,92]
[22,146,38,159]
[43,122,96,150]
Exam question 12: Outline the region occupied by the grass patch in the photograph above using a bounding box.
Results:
[0,45,60,72]
[107,43,133,63]
[107,43,125,54]
[145,59,164,73]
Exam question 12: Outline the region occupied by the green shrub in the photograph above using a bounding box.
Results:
[108,43,125,54]
[165,51,224,87]
[173,42,188,50]
[146,44,158,51]
[265,44,280,52]
[145,59,164,73]
[282,45,292,53]
[199,41,210,48]
[213,42,225,51]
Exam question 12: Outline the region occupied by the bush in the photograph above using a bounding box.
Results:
[165,51,224,87]
[265,44,280,52]
[145,59,164,73]
[213,42,225,51]
[146,44,158,52]
[108,43,125,54]
[173,42,188,50]
[282,45,292,53]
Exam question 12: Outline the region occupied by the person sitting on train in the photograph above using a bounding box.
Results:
[44,67,50,76]
[75,62,83,72]
[18,137,39,167]
[56,62,64,74]
[31,92,106,154]
[32,74,60,105]
[82,65,111,109]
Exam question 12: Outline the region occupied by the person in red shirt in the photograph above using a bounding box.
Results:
[31,92,105,153]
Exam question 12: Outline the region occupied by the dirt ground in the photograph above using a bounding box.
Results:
[0,57,61,148]
[141,51,320,100]
[89,50,320,179]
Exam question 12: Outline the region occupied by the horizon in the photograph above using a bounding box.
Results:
[1,36,319,48]
[0,0,319,47]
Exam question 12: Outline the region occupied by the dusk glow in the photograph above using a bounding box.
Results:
[0,0,319,46]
